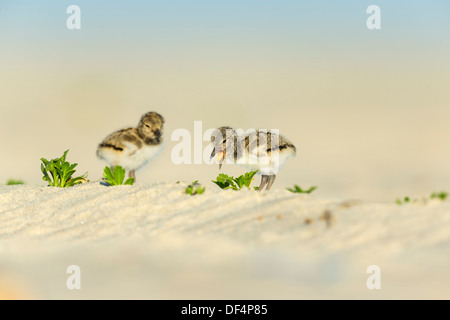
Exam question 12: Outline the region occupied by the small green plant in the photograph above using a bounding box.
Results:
[103,166,134,186]
[287,185,317,194]
[430,191,448,201]
[396,196,411,205]
[212,173,236,190]
[41,150,88,187]
[185,180,205,195]
[396,196,420,205]
[212,171,258,190]
[396,192,448,205]
[6,179,25,185]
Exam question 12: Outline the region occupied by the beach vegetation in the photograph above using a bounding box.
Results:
[6,179,25,185]
[287,185,317,194]
[103,166,134,186]
[212,171,258,191]
[430,191,448,201]
[41,150,88,187]
[185,180,205,195]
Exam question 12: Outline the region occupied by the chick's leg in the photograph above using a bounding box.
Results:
[258,175,268,192]
[265,175,277,191]
[129,170,136,181]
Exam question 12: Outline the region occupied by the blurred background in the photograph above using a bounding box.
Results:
[1,0,450,201]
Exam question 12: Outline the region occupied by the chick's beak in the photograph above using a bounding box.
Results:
[217,150,225,169]
[210,148,225,169]
[216,150,224,163]
[210,148,216,160]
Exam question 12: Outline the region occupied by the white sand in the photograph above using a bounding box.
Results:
[1,181,450,299]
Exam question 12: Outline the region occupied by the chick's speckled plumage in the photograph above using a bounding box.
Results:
[210,126,296,191]
[97,112,165,179]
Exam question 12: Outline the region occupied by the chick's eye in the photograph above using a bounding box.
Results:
[222,139,227,143]
[145,124,150,128]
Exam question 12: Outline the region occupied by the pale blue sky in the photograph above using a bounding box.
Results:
[1,1,450,52]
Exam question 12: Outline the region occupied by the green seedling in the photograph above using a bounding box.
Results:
[396,197,410,205]
[234,171,258,189]
[103,166,134,186]
[395,196,419,205]
[41,150,88,187]
[6,179,25,185]
[185,180,205,195]
[212,173,236,190]
[396,191,448,205]
[212,171,258,191]
[430,191,448,201]
[287,185,317,194]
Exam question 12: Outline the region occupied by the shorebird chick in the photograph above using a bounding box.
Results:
[210,126,296,191]
[97,112,164,181]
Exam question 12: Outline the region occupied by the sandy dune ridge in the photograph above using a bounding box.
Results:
[1,182,450,299]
